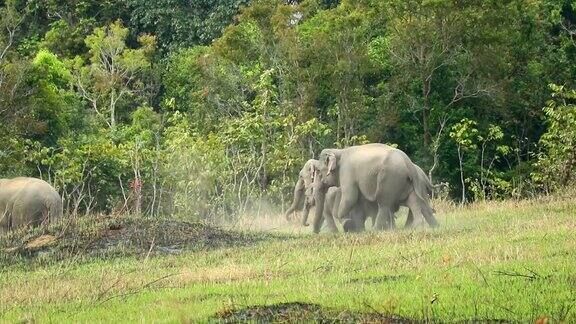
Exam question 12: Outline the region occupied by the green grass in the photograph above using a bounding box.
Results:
[1,196,575,323]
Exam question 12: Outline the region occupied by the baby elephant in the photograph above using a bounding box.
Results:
[0,177,63,234]
[323,186,377,232]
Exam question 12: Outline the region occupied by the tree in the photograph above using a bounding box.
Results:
[449,118,478,204]
[71,21,156,129]
[374,0,500,153]
[0,0,31,134]
[534,84,576,189]
[126,0,250,51]
[298,1,379,146]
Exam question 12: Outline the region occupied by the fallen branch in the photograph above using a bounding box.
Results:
[493,268,549,281]
[96,272,178,306]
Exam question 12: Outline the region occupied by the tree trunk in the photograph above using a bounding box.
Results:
[110,88,116,129]
[457,145,466,204]
[422,79,431,147]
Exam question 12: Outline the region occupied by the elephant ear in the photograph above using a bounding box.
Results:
[307,162,316,179]
[326,153,337,175]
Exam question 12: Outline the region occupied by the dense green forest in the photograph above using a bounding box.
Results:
[1,0,575,220]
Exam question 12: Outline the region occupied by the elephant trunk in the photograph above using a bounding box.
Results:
[285,178,304,220]
[312,183,326,234]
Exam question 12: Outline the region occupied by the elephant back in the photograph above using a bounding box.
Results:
[0,177,62,231]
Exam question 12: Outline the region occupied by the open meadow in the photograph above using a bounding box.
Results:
[1,195,574,323]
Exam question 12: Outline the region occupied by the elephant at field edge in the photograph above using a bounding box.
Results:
[0,177,63,234]
[312,143,438,233]
[321,163,435,232]
[284,159,320,226]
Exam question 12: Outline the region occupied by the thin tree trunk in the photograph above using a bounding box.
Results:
[458,145,466,204]
[110,89,116,129]
[422,79,431,146]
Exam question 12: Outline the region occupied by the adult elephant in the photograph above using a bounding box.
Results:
[0,177,63,233]
[320,163,434,232]
[285,159,320,226]
[311,143,438,233]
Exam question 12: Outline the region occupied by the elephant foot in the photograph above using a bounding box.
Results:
[342,219,355,233]
[407,219,424,230]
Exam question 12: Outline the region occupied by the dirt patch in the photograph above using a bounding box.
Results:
[24,234,57,250]
[212,302,412,323]
[0,215,275,266]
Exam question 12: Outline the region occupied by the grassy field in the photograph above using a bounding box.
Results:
[0,196,575,323]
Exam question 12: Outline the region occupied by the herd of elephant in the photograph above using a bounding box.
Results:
[0,143,438,235]
[285,143,439,233]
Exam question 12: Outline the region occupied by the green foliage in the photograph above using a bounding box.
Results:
[72,21,157,128]
[533,84,576,190]
[1,0,576,220]
[163,116,230,218]
[449,119,479,150]
[30,49,79,145]
[126,0,251,51]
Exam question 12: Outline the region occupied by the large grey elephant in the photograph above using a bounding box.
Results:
[320,163,434,232]
[312,143,438,233]
[284,159,320,225]
[0,177,63,233]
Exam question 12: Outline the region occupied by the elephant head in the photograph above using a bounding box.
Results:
[311,148,344,233]
[285,159,321,226]
[317,149,341,187]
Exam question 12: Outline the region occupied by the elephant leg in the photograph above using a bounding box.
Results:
[322,188,339,233]
[342,206,364,233]
[323,209,339,233]
[404,209,414,228]
[11,203,41,229]
[346,204,366,232]
[341,202,362,233]
[374,203,394,231]
[352,212,366,232]
[337,186,359,231]
[341,219,354,232]
[404,203,426,229]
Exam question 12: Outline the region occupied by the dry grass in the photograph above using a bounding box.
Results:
[0,193,574,322]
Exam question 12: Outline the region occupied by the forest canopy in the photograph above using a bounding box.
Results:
[1,0,575,220]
